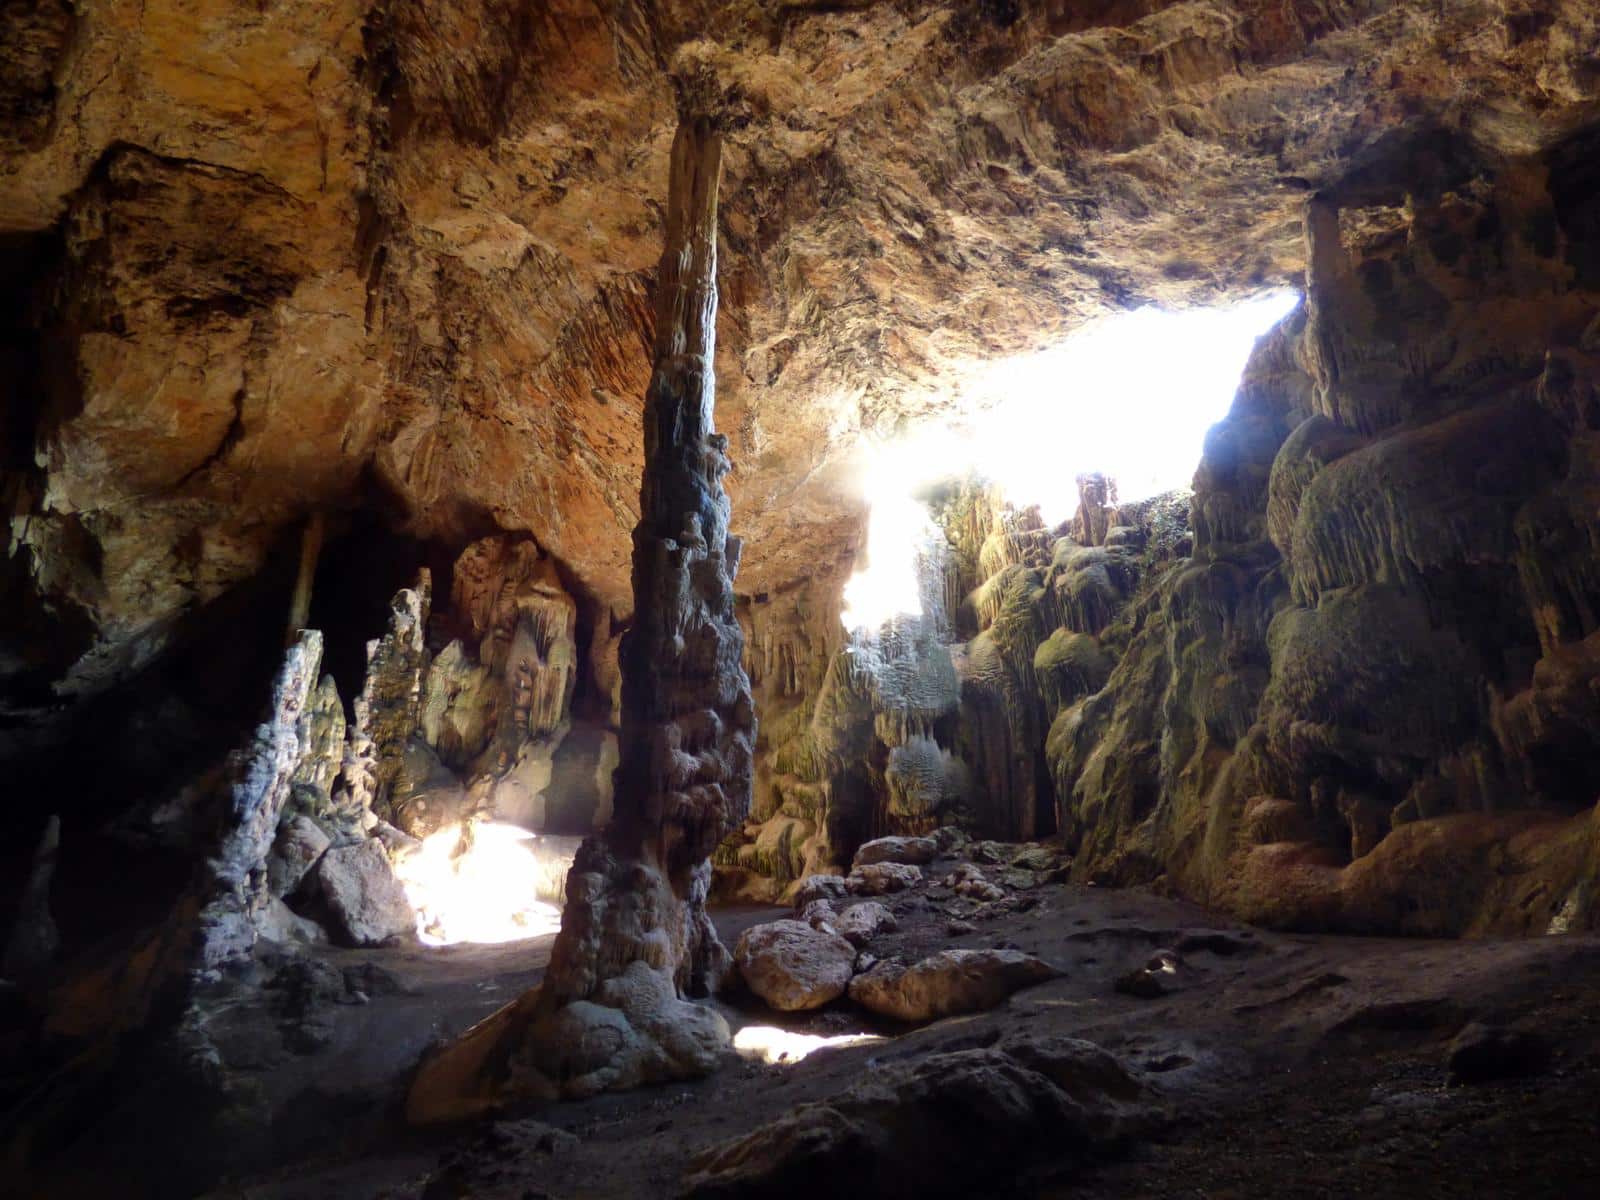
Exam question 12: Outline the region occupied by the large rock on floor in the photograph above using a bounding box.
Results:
[847,949,1058,1023]
[312,840,415,947]
[835,902,897,947]
[852,837,938,868]
[734,920,858,1012]
[791,874,851,907]
[848,862,923,896]
[682,1036,1148,1198]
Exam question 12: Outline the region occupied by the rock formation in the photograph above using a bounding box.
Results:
[1049,135,1600,934]
[847,948,1060,1022]
[5,2,1600,1195]
[724,477,1180,898]
[407,111,755,1119]
[8,0,1597,760]
[683,1036,1151,1199]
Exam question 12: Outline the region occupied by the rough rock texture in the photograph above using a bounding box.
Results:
[192,631,326,975]
[310,840,415,948]
[266,813,332,900]
[345,575,432,824]
[1049,131,1600,934]
[853,836,938,867]
[407,115,753,1119]
[15,0,1600,694]
[848,861,925,896]
[683,1037,1148,1199]
[1,0,1598,1020]
[847,947,1059,1022]
[11,0,1600,858]
[733,919,857,1012]
[835,900,898,947]
[792,874,851,908]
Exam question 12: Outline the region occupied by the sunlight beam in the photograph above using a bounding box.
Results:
[839,292,1299,632]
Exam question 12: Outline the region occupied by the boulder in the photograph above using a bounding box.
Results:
[847,949,1058,1022]
[792,874,851,907]
[946,863,1005,902]
[734,920,858,1012]
[683,1036,1148,1198]
[267,814,332,898]
[798,899,839,933]
[835,902,897,947]
[1008,845,1059,872]
[1446,1022,1551,1086]
[852,836,938,868]
[312,840,416,947]
[848,862,923,896]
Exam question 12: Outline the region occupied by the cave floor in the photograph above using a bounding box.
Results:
[142,882,1600,1198]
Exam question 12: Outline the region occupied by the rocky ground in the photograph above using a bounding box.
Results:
[71,842,1591,1200]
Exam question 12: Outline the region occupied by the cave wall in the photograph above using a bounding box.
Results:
[1053,133,1600,936]
[717,474,1188,900]
[721,132,1600,934]
[3,1,1600,939]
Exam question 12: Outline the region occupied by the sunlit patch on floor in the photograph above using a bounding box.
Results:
[393,820,565,946]
[732,1024,887,1065]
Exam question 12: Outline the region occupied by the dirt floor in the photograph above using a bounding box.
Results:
[158,854,1600,1200]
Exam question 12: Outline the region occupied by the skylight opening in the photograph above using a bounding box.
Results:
[839,291,1300,633]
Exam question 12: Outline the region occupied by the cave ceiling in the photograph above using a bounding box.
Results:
[2,0,1597,697]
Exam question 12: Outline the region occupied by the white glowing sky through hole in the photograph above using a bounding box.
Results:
[840,292,1301,632]
[394,821,565,946]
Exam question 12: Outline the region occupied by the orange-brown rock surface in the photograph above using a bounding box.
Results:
[6,0,1599,712]
[2,0,1600,945]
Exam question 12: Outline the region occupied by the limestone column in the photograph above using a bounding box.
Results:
[407,113,755,1121]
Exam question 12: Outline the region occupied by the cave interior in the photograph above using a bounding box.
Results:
[3,2,1600,1197]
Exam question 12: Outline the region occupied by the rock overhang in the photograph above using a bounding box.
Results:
[2,0,1598,694]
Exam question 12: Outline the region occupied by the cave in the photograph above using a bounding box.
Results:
[4,2,1600,1197]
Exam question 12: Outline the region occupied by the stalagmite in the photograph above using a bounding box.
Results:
[407,111,755,1121]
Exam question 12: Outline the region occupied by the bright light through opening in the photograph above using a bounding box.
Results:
[732,1024,886,1065]
[840,291,1300,632]
[393,821,565,946]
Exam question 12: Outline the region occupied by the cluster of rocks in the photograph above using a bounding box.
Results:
[731,834,1061,1024]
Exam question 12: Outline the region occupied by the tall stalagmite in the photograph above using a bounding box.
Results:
[407,113,754,1121]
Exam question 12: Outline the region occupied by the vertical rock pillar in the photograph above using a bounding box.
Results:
[407,114,755,1121]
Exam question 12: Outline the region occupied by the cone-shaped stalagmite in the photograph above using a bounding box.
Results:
[407,114,755,1122]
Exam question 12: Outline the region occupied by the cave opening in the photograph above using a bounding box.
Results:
[6,3,1600,1195]
[840,290,1301,633]
[808,291,1299,850]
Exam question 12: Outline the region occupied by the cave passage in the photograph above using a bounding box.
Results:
[7,0,1600,1194]
[842,290,1300,631]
